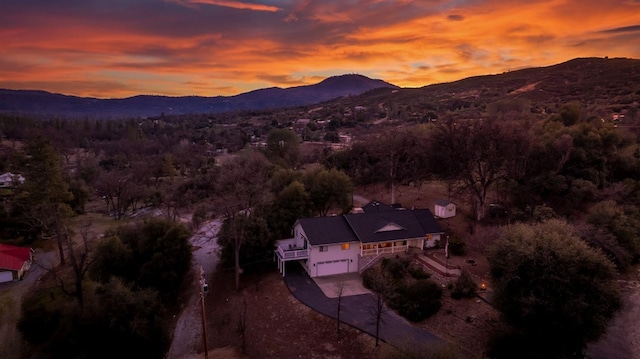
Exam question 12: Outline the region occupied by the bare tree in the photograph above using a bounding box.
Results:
[431,119,531,220]
[335,281,345,336]
[95,170,136,220]
[366,266,393,347]
[216,149,272,291]
[46,222,93,308]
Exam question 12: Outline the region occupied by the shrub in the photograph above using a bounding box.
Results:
[361,267,379,290]
[408,265,431,280]
[381,256,410,281]
[389,279,442,322]
[450,269,478,299]
[447,236,466,256]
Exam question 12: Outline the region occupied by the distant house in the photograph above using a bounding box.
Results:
[0,172,25,188]
[434,199,456,219]
[275,201,443,277]
[0,244,34,283]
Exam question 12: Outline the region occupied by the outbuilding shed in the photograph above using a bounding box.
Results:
[434,199,456,219]
[0,244,34,283]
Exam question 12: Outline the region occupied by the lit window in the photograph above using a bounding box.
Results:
[341,243,350,250]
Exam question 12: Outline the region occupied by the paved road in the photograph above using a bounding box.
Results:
[0,248,58,359]
[283,264,472,357]
[166,219,222,359]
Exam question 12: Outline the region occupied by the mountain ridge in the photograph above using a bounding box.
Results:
[2,57,639,121]
[0,74,398,119]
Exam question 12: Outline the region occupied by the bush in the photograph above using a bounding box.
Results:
[389,279,442,322]
[408,265,431,279]
[381,256,410,281]
[361,267,379,290]
[450,269,478,299]
[447,236,466,256]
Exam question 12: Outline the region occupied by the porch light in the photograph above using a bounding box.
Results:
[480,283,486,291]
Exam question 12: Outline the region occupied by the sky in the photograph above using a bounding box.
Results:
[1,0,640,99]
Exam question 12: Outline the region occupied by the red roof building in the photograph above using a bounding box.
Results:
[0,244,34,282]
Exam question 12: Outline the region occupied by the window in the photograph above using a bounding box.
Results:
[319,246,327,252]
[341,243,350,250]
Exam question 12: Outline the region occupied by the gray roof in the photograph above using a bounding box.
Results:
[345,209,442,244]
[434,199,454,207]
[296,216,359,246]
[297,207,443,246]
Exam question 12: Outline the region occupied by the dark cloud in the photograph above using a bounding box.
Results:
[599,24,640,33]
[447,14,464,21]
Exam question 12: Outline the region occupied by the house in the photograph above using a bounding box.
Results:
[0,172,25,188]
[434,199,456,219]
[0,244,34,283]
[275,201,443,277]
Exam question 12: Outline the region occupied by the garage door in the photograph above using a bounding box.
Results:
[316,259,349,277]
[0,271,13,283]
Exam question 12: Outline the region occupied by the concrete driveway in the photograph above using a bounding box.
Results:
[311,272,371,298]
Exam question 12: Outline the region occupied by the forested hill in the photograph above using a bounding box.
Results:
[1,57,639,122]
[0,74,398,120]
[330,57,640,123]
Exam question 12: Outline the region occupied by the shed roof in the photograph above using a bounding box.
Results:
[434,199,454,207]
[0,244,32,271]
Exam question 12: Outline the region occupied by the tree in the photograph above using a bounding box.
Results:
[430,119,531,220]
[216,148,272,290]
[586,200,640,262]
[265,128,299,168]
[94,170,136,220]
[92,218,193,303]
[363,265,392,347]
[335,281,345,336]
[487,219,622,357]
[17,136,74,264]
[266,181,312,240]
[372,127,431,204]
[302,167,353,216]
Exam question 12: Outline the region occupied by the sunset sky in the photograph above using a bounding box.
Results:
[1,0,640,98]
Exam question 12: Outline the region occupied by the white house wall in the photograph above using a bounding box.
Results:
[0,270,13,283]
[308,242,360,278]
[425,234,442,248]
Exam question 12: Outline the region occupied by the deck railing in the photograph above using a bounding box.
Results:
[276,245,308,260]
[360,244,408,257]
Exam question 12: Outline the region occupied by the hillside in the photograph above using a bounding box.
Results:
[0,74,397,119]
[1,57,638,124]
[328,57,640,123]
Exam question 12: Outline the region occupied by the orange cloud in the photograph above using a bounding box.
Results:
[1,0,639,98]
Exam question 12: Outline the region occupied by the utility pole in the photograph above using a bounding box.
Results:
[199,266,209,359]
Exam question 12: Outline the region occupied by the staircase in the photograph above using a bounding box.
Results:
[358,254,382,273]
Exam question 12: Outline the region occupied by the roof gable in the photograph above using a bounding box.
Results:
[375,222,406,233]
[345,208,442,244]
